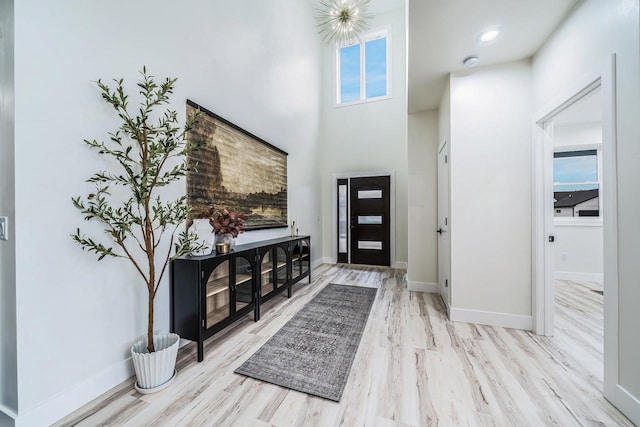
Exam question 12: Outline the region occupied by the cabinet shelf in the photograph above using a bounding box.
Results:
[206,279,228,297]
[236,274,252,285]
[207,306,228,327]
[261,261,287,275]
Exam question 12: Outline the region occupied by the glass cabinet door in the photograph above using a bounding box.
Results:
[234,256,254,313]
[301,239,310,275]
[275,247,287,288]
[292,242,302,279]
[205,260,230,328]
[260,250,276,297]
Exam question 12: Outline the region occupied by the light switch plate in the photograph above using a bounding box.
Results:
[0,216,8,241]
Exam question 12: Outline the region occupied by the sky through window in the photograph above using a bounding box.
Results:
[553,152,598,191]
[338,31,388,104]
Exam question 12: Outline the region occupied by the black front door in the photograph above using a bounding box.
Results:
[349,176,391,266]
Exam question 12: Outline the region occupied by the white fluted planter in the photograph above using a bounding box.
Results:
[131,332,180,394]
[189,219,215,256]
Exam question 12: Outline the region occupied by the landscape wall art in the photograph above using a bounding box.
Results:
[186,100,288,230]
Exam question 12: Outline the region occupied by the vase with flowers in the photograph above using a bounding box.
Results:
[188,206,218,256]
[209,208,248,251]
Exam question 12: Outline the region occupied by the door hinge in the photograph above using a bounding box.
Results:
[202,319,205,328]
[445,217,448,226]
[445,155,448,164]
[201,270,205,279]
[445,279,448,288]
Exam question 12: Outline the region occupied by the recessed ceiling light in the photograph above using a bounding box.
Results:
[478,28,501,43]
[463,56,479,68]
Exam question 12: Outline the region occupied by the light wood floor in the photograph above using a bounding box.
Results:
[54,266,632,426]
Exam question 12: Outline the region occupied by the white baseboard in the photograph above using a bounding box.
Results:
[0,410,15,427]
[554,271,603,283]
[407,281,439,293]
[449,307,533,331]
[0,404,17,422]
[393,261,408,269]
[312,258,332,269]
[14,357,133,427]
[614,384,640,425]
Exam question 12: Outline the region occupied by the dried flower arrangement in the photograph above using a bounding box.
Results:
[194,206,216,220]
[197,207,248,238]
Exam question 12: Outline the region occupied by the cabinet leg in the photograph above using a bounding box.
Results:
[198,342,204,363]
[287,286,292,298]
[255,303,260,322]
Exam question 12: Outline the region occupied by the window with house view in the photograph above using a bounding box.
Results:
[553,149,600,217]
[337,29,389,105]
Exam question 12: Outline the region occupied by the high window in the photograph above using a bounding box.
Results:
[336,28,389,105]
[553,149,601,217]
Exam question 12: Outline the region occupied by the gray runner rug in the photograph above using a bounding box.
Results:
[234,283,377,401]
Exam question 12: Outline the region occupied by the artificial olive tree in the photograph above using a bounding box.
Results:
[72,68,203,352]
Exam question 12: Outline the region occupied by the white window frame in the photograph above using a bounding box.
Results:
[334,26,392,107]
[553,143,603,226]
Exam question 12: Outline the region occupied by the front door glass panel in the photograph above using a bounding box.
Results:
[358,215,383,225]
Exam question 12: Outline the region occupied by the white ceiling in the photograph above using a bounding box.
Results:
[369,0,404,14]
[408,0,579,112]
[310,0,404,16]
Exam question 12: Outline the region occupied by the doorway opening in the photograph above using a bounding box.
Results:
[550,87,606,398]
[333,172,394,267]
[532,55,618,401]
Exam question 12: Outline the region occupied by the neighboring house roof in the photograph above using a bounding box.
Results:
[554,189,599,208]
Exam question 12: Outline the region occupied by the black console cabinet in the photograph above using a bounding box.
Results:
[171,235,311,362]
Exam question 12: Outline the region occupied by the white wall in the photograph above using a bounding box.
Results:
[407,110,439,289]
[554,122,601,148]
[533,0,640,420]
[11,1,322,425]
[449,60,532,319]
[554,225,603,282]
[319,7,408,266]
[439,79,451,146]
[0,0,18,424]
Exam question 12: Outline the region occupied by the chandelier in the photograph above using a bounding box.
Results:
[315,0,373,46]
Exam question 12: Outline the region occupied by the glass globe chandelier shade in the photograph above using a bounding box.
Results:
[316,0,373,46]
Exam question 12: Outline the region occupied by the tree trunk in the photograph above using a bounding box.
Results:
[147,289,155,352]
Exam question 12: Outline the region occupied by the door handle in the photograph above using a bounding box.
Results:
[437,228,443,234]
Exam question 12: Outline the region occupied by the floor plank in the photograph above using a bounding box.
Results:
[53,267,632,427]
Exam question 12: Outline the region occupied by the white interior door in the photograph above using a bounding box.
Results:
[437,141,451,311]
[542,122,556,336]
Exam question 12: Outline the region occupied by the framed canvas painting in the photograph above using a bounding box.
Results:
[186,100,288,230]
